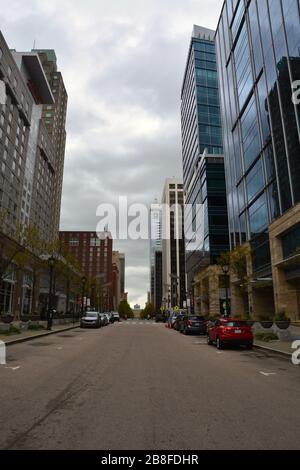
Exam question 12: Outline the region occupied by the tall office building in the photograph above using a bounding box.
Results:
[149,201,162,309]
[181,26,229,316]
[215,0,300,319]
[161,178,186,308]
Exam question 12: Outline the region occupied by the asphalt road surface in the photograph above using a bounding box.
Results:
[1,320,300,450]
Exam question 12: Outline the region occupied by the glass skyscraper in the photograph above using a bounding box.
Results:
[216,0,300,318]
[181,26,229,289]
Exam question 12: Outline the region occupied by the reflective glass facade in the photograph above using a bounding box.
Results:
[181,26,229,287]
[215,0,300,274]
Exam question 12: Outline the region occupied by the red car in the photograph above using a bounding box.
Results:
[207,318,253,350]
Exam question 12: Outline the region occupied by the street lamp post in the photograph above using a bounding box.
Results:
[47,256,56,331]
[81,276,87,317]
[191,282,195,315]
[222,264,230,318]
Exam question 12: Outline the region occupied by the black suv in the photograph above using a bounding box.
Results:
[180,315,207,335]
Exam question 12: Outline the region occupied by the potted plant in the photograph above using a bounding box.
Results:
[2,314,14,324]
[274,311,291,330]
[258,312,274,329]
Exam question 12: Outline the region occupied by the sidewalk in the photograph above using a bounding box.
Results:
[0,323,80,346]
[253,324,300,358]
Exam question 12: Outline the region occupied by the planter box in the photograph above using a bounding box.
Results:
[275,321,291,330]
[0,324,10,333]
[272,325,292,342]
[260,321,273,329]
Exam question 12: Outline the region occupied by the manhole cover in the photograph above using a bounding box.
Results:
[30,342,53,347]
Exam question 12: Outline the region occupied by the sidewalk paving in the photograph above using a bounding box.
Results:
[0,323,80,346]
[253,324,300,357]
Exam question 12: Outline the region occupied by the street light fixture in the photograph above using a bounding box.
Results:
[221,264,230,318]
[81,276,87,317]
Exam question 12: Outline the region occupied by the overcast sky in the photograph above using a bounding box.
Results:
[0,0,223,307]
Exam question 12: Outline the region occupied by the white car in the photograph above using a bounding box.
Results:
[80,312,101,329]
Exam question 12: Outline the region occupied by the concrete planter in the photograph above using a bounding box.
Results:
[272,324,292,342]
[275,321,291,330]
[259,321,274,329]
[0,324,10,333]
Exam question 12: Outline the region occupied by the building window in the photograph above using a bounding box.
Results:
[282,225,300,260]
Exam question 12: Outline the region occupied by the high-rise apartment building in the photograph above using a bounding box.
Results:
[181,26,229,316]
[215,0,300,319]
[34,49,68,236]
[149,201,162,309]
[0,32,68,316]
[161,178,186,308]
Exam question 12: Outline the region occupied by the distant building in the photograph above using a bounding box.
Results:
[59,231,113,311]
[161,178,186,308]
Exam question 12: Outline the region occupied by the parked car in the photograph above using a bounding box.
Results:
[207,318,254,350]
[100,313,110,326]
[113,312,120,322]
[155,312,165,323]
[173,313,185,331]
[80,312,101,329]
[180,315,207,335]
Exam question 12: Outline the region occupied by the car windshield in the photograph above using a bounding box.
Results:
[86,313,98,318]
[189,316,204,321]
[224,321,247,327]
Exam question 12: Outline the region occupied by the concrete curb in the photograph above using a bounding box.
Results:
[254,343,292,359]
[4,325,80,347]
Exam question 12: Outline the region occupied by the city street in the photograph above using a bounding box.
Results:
[1,321,300,450]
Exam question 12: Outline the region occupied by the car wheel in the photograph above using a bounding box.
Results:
[207,336,213,345]
[216,337,223,350]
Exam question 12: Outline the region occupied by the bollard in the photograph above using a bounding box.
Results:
[0,340,6,365]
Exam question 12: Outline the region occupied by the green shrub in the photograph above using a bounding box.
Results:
[1,326,21,336]
[28,324,45,331]
[255,332,279,342]
[274,310,290,322]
